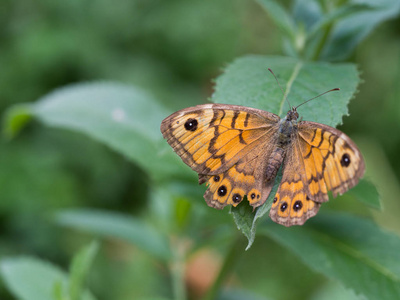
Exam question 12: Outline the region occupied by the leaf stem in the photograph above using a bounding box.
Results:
[202,233,244,300]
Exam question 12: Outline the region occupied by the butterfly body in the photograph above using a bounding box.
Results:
[265,111,298,182]
[161,103,365,227]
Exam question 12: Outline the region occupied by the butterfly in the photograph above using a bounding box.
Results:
[160,89,365,227]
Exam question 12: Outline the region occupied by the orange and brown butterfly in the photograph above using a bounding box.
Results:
[160,75,365,227]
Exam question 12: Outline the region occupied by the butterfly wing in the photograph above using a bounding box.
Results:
[198,148,277,209]
[161,104,280,208]
[298,121,365,199]
[270,121,365,227]
[269,135,321,226]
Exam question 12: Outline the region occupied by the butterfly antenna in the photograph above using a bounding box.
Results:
[294,88,340,109]
[268,68,292,109]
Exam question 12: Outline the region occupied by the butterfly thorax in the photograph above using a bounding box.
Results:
[264,110,299,182]
[278,113,298,145]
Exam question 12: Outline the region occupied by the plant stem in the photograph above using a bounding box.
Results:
[171,237,187,300]
[202,234,244,300]
[311,21,334,61]
[311,0,339,61]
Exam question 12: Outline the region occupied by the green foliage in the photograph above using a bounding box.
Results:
[69,241,99,300]
[257,0,400,60]
[256,0,296,39]
[212,55,359,127]
[2,104,33,139]
[27,83,187,182]
[0,242,98,300]
[56,210,171,261]
[0,1,399,300]
[262,213,400,300]
[217,289,270,300]
[348,179,381,210]
[1,257,69,300]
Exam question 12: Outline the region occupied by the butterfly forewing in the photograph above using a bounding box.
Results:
[161,104,280,208]
[298,121,365,199]
[161,104,279,175]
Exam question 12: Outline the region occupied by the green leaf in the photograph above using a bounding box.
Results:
[348,179,381,210]
[55,209,171,261]
[214,55,364,246]
[310,281,365,300]
[212,55,360,127]
[218,288,271,300]
[230,172,282,250]
[2,104,33,139]
[261,212,400,300]
[230,201,254,246]
[256,0,296,39]
[320,0,400,61]
[137,298,171,300]
[5,82,190,181]
[69,241,99,300]
[307,3,375,40]
[290,0,400,60]
[174,198,192,231]
[0,257,96,300]
[53,281,65,300]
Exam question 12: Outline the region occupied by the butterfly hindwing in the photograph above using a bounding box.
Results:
[269,137,321,226]
[199,145,278,209]
[199,158,257,209]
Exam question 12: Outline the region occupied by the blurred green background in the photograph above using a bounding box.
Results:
[0,0,400,300]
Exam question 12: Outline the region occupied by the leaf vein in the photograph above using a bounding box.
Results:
[279,61,303,115]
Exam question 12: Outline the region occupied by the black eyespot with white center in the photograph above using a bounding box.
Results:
[184,118,198,131]
[280,202,288,212]
[218,185,227,197]
[214,175,220,182]
[293,200,303,212]
[232,193,241,203]
[273,197,278,203]
[341,153,351,167]
[250,193,256,200]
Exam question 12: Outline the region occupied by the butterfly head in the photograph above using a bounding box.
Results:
[286,108,299,122]
[284,88,341,122]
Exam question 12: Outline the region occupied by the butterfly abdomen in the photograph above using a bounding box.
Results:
[264,118,296,181]
[265,147,285,181]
